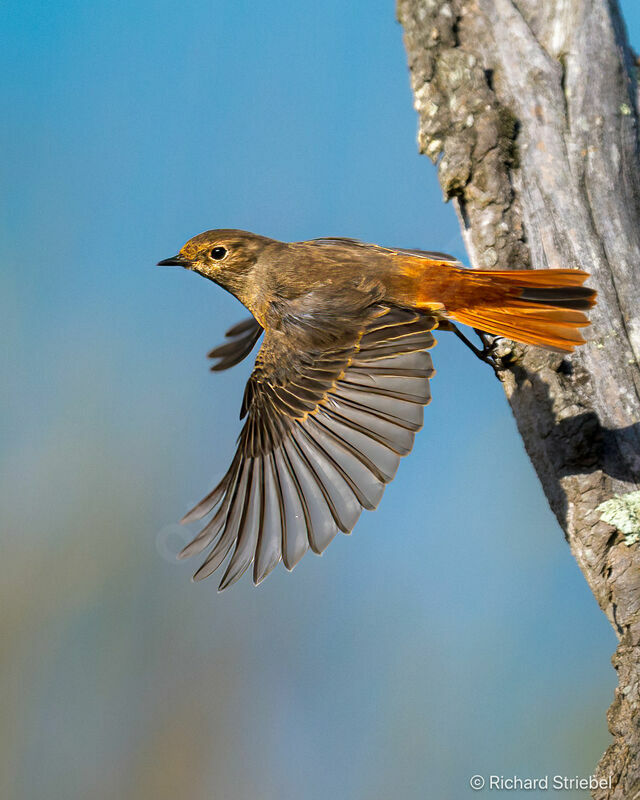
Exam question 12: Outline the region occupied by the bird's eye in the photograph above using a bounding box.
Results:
[210,246,227,260]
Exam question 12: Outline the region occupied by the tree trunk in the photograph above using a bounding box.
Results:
[397,0,640,796]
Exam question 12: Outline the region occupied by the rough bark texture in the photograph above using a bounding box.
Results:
[397,1,640,796]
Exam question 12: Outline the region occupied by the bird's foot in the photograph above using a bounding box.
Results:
[444,322,508,378]
[473,329,507,377]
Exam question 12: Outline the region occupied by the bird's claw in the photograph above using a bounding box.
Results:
[474,330,507,377]
[447,322,509,378]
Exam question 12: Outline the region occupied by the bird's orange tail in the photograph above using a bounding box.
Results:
[419,266,597,353]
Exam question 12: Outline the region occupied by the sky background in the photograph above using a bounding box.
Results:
[2,2,638,798]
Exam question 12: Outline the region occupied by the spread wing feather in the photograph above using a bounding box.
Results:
[180,305,437,589]
[207,317,263,371]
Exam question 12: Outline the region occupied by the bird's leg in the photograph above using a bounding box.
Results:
[440,321,506,376]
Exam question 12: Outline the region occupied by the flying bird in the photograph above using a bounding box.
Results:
[158,230,596,589]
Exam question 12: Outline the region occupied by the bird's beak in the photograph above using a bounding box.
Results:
[157,254,192,267]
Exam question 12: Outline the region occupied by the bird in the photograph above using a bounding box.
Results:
[158,229,596,590]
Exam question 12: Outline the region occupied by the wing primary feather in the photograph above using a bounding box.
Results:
[304,416,385,510]
[310,412,389,481]
[333,385,425,430]
[253,453,284,584]
[207,339,250,359]
[219,460,262,590]
[225,318,261,337]
[337,376,430,404]
[280,439,338,554]
[331,390,423,433]
[292,424,362,531]
[180,453,240,523]
[321,398,414,456]
[178,505,227,560]
[313,409,402,484]
[273,448,309,570]
[351,351,436,373]
[178,458,243,558]
[277,443,318,554]
[288,426,357,534]
[208,319,262,371]
[349,367,433,380]
[322,397,415,456]
[341,368,433,398]
[192,461,251,581]
[250,459,270,585]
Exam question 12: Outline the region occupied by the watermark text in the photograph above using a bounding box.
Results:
[469,774,612,791]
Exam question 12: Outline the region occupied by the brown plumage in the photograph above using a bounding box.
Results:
[157,229,597,589]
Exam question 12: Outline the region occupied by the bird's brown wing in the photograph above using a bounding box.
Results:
[207,317,263,371]
[180,305,437,589]
[306,236,462,265]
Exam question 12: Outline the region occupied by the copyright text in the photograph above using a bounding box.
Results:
[469,774,612,791]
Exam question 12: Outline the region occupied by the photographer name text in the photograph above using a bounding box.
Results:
[469,774,612,791]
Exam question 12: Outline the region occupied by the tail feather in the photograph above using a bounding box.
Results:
[436,268,597,353]
[517,286,595,310]
[472,268,590,287]
[451,308,587,352]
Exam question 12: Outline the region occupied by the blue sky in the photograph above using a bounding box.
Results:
[2,2,638,798]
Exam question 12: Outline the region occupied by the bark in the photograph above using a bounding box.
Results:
[397,1,640,796]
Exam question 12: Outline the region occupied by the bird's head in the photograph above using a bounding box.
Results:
[157,229,274,293]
